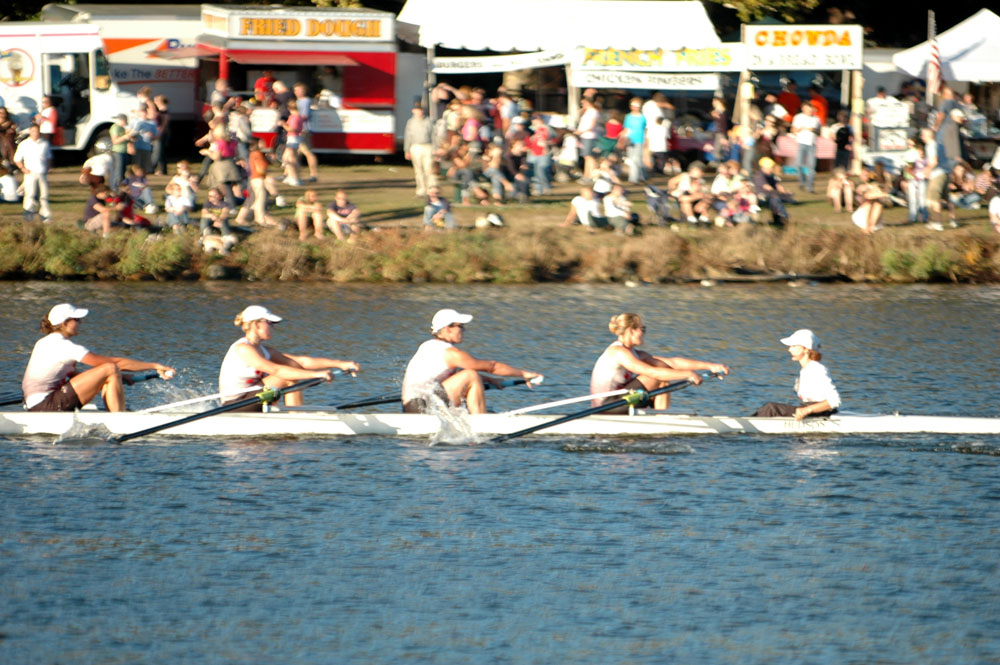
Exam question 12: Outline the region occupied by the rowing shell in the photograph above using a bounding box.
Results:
[2,409,1000,439]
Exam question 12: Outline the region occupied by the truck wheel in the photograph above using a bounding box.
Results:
[88,129,112,157]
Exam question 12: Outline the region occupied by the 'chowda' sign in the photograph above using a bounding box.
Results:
[743,24,863,70]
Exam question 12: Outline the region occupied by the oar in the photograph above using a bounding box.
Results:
[0,371,162,408]
[489,377,700,444]
[139,370,346,413]
[503,388,629,416]
[109,377,324,444]
[333,376,544,410]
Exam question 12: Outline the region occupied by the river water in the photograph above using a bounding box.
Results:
[1,282,998,664]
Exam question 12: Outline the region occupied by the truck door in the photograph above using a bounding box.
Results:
[41,51,91,141]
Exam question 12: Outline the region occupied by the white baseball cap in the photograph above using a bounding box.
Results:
[431,308,473,334]
[780,329,819,350]
[48,303,89,326]
[239,305,282,323]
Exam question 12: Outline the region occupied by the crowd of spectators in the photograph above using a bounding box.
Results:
[2,74,1000,238]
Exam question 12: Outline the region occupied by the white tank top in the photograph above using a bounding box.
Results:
[21,333,91,408]
[401,338,457,403]
[218,337,271,396]
[590,342,638,405]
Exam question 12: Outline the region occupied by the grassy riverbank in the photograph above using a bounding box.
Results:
[2,160,998,283]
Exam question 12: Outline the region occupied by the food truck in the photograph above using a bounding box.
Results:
[1,6,202,153]
[172,4,421,155]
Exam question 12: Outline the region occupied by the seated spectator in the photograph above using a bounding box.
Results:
[200,187,234,238]
[326,189,363,240]
[423,185,456,230]
[826,167,854,214]
[295,189,325,240]
[554,130,581,183]
[118,183,155,229]
[82,185,119,236]
[669,161,710,223]
[709,160,743,220]
[592,157,621,200]
[170,160,199,210]
[989,188,1000,234]
[945,161,979,225]
[0,166,20,202]
[753,157,792,226]
[446,144,489,205]
[603,184,638,235]
[723,180,760,225]
[482,142,514,204]
[80,151,113,191]
[852,171,889,234]
[561,186,609,230]
[163,182,192,232]
[504,139,531,203]
[125,164,156,213]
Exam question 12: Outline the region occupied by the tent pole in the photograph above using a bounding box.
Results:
[566,65,579,126]
[850,70,864,175]
[427,45,437,121]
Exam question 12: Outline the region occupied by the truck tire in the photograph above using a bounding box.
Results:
[88,128,112,157]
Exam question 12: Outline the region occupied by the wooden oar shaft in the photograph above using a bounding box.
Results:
[489,378,695,443]
[110,378,323,444]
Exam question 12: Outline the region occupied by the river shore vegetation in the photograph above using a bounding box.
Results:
[2,160,998,284]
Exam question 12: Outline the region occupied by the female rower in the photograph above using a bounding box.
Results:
[219,305,360,411]
[21,303,176,412]
[401,308,543,414]
[591,313,730,412]
[753,329,840,420]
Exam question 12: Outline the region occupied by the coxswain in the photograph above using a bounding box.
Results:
[590,313,730,412]
[21,303,176,412]
[753,329,840,420]
[218,305,360,411]
[401,309,542,413]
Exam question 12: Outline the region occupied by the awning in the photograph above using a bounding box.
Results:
[224,51,358,67]
[397,0,721,51]
[150,45,220,60]
[892,9,1000,82]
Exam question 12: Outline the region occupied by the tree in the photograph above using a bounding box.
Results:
[707,0,821,24]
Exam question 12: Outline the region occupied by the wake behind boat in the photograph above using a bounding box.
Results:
[2,407,1000,439]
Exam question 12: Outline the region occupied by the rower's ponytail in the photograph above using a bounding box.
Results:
[233,312,253,333]
[40,318,57,334]
[807,349,822,362]
[609,313,641,336]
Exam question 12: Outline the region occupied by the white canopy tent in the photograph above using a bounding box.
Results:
[892,8,1000,82]
[396,0,721,51]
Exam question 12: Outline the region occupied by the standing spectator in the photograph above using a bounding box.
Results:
[933,87,964,165]
[35,96,58,144]
[108,114,132,192]
[708,97,730,165]
[254,70,276,101]
[423,185,456,230]
[808,85,828,126]
[921,127,949,231]
[902,140,928,224]
[621,97,647,183]
[0,107,17,167]
[404,104,435,197]
[525,114,553,195]
[13,125,51,222]
[831,110,853,170]
[496,90,520,135]
[241,139,279,227]
[151,95,170,175]
[326,189,363,240]
[646,115,669,176]
[575,97,601,179]
[209,78,231,107]
[776,81,801,124]
[791,102,820,193]
[130,107,157,174]
[279,101,305,188]
[293,83,319,182]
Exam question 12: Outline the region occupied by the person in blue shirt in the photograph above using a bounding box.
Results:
[621,97,647,183]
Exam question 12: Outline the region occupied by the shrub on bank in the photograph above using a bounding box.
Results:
[0,222,997,284]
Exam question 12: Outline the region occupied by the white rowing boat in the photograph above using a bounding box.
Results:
[2,408,999,439]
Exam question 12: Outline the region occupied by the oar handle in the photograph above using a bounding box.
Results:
[489,376,544,390]
[110,377,324,444]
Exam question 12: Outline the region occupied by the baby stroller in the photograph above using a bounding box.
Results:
[643,184,679,226]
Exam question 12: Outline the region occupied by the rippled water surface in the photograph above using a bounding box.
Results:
[2,282,999,664]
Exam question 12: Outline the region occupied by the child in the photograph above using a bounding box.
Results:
[603,184,638,235]
[200,187,234,237]
[125,164,156,213]
[0,167,20,203]
[423,185,456,230]
[163,182,191,232]
[170,160,198,209]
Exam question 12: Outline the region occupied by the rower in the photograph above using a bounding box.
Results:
[401,308,542,414]
[753,329,840,420]
[590,313,730,412]
[218,305,360,411]
[21,303,176,412]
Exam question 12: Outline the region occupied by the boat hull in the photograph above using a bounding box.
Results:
[2,409,1000,439]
